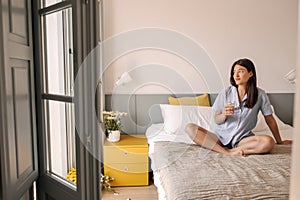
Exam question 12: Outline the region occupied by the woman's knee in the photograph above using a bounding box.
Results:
[260,136,275,153]
[185,123,198,139]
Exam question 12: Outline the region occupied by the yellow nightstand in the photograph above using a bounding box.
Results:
[103,134,149,186]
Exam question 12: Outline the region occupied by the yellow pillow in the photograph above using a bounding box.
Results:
[168,93,210,106]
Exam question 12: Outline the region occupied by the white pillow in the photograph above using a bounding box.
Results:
[160,104,291,135]
[160,104,214,134]
[253,106,291,132]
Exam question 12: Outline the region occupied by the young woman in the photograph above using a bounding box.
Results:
[185,58,292,156]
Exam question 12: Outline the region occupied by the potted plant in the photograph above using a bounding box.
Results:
[103,111,127,142]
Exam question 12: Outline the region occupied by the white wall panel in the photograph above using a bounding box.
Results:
[290,1,300,198]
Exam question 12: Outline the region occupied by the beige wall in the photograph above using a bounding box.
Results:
[103,0,298,94]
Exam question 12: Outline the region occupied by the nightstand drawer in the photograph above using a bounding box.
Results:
[104,164,148,186]
[104,162,148,173]
[104,147,148,163]
[103,134,149,186]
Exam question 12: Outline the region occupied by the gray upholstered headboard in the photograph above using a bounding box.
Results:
[105,93,294,134]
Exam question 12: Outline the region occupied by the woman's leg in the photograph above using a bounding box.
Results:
[237,135,275,155]
[185,123,243,155]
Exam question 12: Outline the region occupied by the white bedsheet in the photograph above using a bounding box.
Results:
[146,123,194,146]
[146,123,294,153]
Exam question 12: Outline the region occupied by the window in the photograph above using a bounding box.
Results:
[41,7,76,186]
[41,0,65,8]
[34,0,101,198]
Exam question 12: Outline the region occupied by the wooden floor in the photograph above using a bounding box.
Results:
[101,184,158,200]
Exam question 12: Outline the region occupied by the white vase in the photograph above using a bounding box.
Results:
[107,130,120,142]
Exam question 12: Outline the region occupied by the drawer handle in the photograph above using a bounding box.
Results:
[124,151,128,155]
[124,166,129,171]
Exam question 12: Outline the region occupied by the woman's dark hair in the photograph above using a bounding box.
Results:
[230,58,258,108]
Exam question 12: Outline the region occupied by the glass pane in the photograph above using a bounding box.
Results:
[43,8,73,96]
[41,0,64,8]
[44,100,76,185]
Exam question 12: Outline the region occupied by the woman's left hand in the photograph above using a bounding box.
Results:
[279,140,293,145]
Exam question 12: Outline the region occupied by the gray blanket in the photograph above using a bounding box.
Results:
[150,142,291,200]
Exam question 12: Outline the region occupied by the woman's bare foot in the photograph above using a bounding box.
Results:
[228,148,245,156]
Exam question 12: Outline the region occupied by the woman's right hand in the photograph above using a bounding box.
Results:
[214,102,235,124]
[222,102,235,117]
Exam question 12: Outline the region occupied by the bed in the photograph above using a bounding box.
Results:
[146,104,293,200]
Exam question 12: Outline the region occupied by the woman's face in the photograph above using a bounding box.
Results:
[233,64,253,86]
